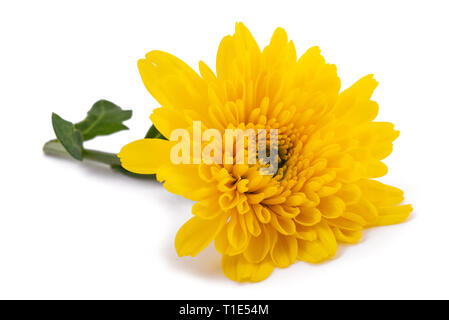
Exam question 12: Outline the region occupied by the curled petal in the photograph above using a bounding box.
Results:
[332,227,362,244]
[270,214,296,235]
[318,195,345,219]
[253,204,271,223]
[294,207,321,226]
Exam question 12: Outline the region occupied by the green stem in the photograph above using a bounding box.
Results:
[43,140,120,165]
[83,149,121,166]
[43,140,155,179]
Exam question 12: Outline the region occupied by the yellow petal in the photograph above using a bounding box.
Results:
[294,46,340,107]
[336,183,362,205]
[346,197,378,225]
[358,179,404,206]
[244,210,261,237]
[294,207,321,226]
[175,215,227,257]
[138,50,205,110]
[271,234,298,268]
[364,159,388,178]
[198,61,217,81]
[157,163,215,201]
[262,27,296,69]
[150,107,189,139]
[253,204,271,223]
[118,139,175,174]
[222,254,274,283]
[356,122,400,160]
[214,225,235,256]
[297,221,337,263]
[192,197,223,220]
[326,216,364,231]
[295,224,318,241]
[215,212,248,256]
[217,22,261,82]
[332,227,362,244]
[227,212,249,250]
[138,50,207,137]
[318,195,345,219]
[373,204,413,226]
[243,225,271,263]
[334,74,379,124]
[270,214,296,235]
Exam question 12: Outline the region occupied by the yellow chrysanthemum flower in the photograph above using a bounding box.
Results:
[119,23,412,282]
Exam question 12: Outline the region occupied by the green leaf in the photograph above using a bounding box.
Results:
[145,124,167,140]
[75,100,132,141]
[49,100,132,162]
[51,113,84,160]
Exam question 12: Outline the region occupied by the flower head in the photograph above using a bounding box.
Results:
[119,23,412,282]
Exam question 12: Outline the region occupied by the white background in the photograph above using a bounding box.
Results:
[0,0,448,299]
